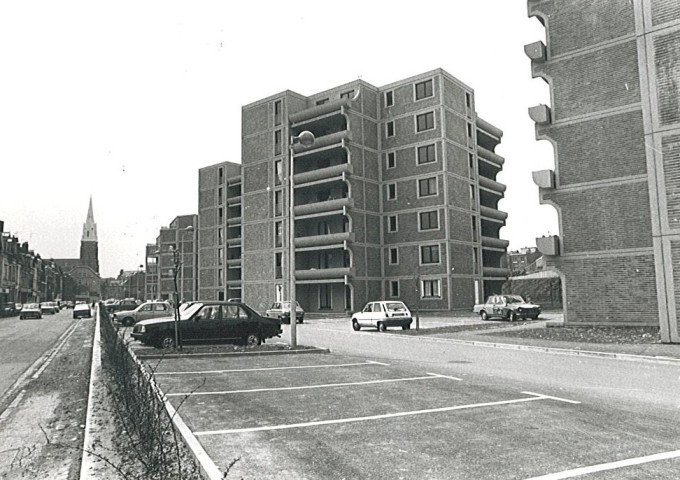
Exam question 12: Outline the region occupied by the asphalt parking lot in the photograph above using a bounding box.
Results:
[143,348,596,480]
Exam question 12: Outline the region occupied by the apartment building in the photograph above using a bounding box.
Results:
[526,0,680,342]
[147,215,198,303]
[197,69,508,315]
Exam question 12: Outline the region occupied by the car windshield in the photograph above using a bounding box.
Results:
[505,296,525,304]
[385,302,407,312]
[280,302,300,310]
[25,303,39,309]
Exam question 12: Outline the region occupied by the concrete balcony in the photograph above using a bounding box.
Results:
[536,235,560,256]
[477,146,505,167]
[295,231,354,249]
[529,104,552,125]
[296,267,352,281]
[479,205,508,222]
[524,41,546,62]
[481,236,510,249]
[227,174,242,186]
[226,196,241,206]
[226,237,242,247]
[476,117,503,139]
[289,98,351,124]
[295,163,353,185]
[226,258,241,267]
[293,130,350,154]
[532,170,555,189]
[478,176,506,194]
[226,216,242,226]
[482,266,509,278]
[226,279,241,287]
[295,197,354,217]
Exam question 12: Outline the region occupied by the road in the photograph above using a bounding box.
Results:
[0,308,76,402]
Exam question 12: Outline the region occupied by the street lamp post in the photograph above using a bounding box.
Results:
[171,245,182,350]
[288,130,315,347]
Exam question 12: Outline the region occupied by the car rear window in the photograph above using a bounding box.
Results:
[385,302,407,312]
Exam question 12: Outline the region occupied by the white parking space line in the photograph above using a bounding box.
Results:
[426,373,463,381]
[166,374,444,397]
[525,449,680,480]
[154,360,384,376]
[366,360,390,366]
[521,391,581,404]
[194,392,564,436]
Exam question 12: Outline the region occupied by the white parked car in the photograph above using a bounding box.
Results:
[351,301,413,332]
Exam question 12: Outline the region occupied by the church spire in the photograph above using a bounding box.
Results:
[82,195,98,242]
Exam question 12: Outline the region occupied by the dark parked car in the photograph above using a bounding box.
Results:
[1,302,18,317]
[131,300,282,349]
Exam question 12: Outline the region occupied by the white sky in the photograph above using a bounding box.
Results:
[0,1,556,278]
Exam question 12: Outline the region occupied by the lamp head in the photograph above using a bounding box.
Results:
[297,131,315,147]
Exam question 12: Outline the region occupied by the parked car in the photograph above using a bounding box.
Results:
[351,301,412,332]
[105,299,140,315]
[265,301,304,324]
[113,301,172,327]
[131,300,282,348]
[62,301,74,309]
[1,302,18,317]
[20,303,42,320]
[475,294,541,321]
[73,303,92,319]
[40,302,59,315]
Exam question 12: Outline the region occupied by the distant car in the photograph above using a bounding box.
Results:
[40,302,59,315]
[265,301,304,324]
[131,300,282,348]
[2,302,18,317]
[351,301,412,332]
[105,300,140,315]
[113,301,172,327]
[73,303,92,319]
[476,294,541,321]
[15,303,23,312]
[20,303,42,320]
[62,301,74,309]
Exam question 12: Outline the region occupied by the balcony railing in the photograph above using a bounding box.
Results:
[289,98,351,124]
[482,266,509,278]
[479,205,508,221]
[295,163,353,185]
[295,197,353,217]
[477,146,505,167]
[226,237,242,246]
[295,267,352,281]
[226,216,242,226]
[478,176,506,194]
[293,130,350,153]
[481,236,510,249]
[295,231,354,249]
[476,117,503,139]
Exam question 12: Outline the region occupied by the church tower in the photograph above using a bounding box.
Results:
[80,196,99,273]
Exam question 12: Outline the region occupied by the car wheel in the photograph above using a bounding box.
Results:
[530,315,539,320]
[352,319,361,331]
[378,322,386,332]
[298,318,303,324]
[244,332,261,346]
[157,334,175,349]
[508,311,516,322]
[480,311,488,321]
[402,324,410,330]
[19,315,23,320]
[123,317,134,327]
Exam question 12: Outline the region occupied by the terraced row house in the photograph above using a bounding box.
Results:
[193,69,509,316]
[526,0,680,342]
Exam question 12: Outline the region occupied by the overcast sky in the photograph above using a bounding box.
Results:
[0,1,555,278]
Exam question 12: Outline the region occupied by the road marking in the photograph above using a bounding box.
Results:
[426,373,463,381]
[155,360,384,376]
[521,391,581,404]
[194,392,559,436]
[366,360,390,366]
[524,449,680,479]
[166,374,444,397]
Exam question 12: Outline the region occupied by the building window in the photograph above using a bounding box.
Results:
[316,98,329,105]
[274,130,282,156]
[218,227,223,245]
[421,279,441,298]
[421,245,440,264]
[275,221,283,247]
[467,123,473,138]
[469,153,475,175]
[417,144,436,164]
[218,167,223,184]
[385,91,394,107]
[470,184,476,204]
[418,177,437,197]
[218,248,224,266]
[274,190,282,217]
[415,79,434,100]
[340,90,354,99]
[472,247,479,274]
[465,92,471,110]
[274,100,282,126]
[386,152,396,169]
[389,247,398,265]
[274,160,283,186]
[416,112,435,132]
[218,269,224,287]
[390,280,399,298]
[319,284,332,309]
[386,121,395,137]
[419,210,439,231]
[388,215,398,233]
[275,252,282,279]
[387,183,397,200]
[471,215,478,241]
[218,207,223,224]
[218,187,223,205]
